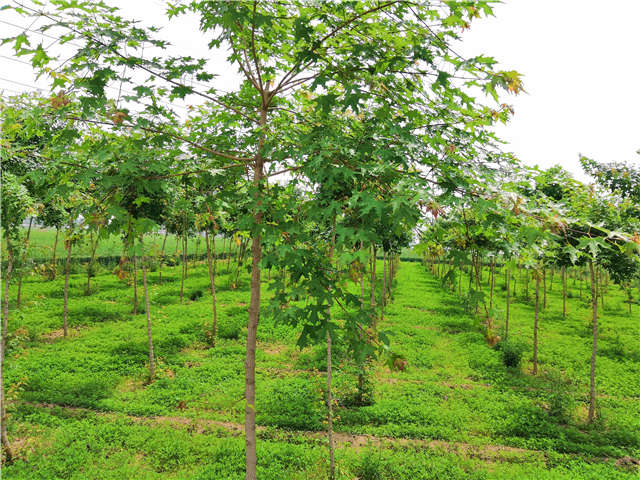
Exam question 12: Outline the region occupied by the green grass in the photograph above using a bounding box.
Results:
[2,258,639,479]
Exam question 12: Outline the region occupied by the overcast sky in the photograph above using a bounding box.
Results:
[1,0,639,183]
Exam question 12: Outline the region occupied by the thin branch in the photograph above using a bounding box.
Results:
[66,116,253,163]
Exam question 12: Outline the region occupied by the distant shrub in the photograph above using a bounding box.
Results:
[336,366,375,407]
[543,370,576,423]
[496,339,527,369]
[189,289,203,301]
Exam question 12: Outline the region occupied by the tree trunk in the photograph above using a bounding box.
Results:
[226,236,233,274]
[326,215,337,480]
[141,238,155,384]
[1,241,14,463]
[533,269,540,375]
[205,230,218,347]
[380,251,386,324]
[86,230,100,295]
[360,242,365,308]
[234,238,247,289]
[16,217,33,308]
[562,267,567,318]
[505,266,511,341]
[384,252,388,304]
[599,268,605,312]
[159,230,168,285]
[63,234,73,338]
[184,234,189,279]
[588,260,598,423]
[180,232,186,303]
[543,268,547,310]
[132,252,138,315]
[489,258,495,310]
[51,227,60,280]
[244,106,266,480]
[194,233,200,269]
[370,245,377,330]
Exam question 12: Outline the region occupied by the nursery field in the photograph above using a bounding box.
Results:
[2,258,639,480]
[6,228,228,262]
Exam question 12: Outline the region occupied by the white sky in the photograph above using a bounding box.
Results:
[1,0,639,183]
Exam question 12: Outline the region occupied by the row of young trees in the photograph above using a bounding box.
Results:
[1,1,525,475]
[418,162,640,424]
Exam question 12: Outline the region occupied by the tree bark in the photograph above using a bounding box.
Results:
[244,105,266,480]
[588,260,598,423]
[180,232,186,303]
[86,230,100,295]
[141,238,155,383]
[226,236,233,274]
[158,230,168,285]
[16,217,33,308]
[505,266,511,341]
[383,251,387,306]
[1,240,14,463]
[370,245,377,330]
[132,251,138,315]
[326,215,337,480]
[489,257,495,310]
[533,269,540,375]
[51,226,60,280]
[205,229,218,347]
[63,233,73,338]
[562,267,567,318]
[543,268,547,310]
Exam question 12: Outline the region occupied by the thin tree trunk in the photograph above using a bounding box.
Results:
[1,241,14,463]
[132,252,138,315]
[533,269,540,375]
[63,233,73,338]
[86,230,100,295]
[184,234,189,279]
[16,217,33,308]
[380,253,385,324]
[159,230,168,284]
[489,258,495,310]
[234,239,247,289]
[370,245,377,330]
[141,238,155,383]
[599,268,605,312]
[205,230,218,347]
[326,215,337,480]
[360,242,365,308]
[505,266,511,341]
[180,232,186,303]
[51,226,60,280]
[194,233,200,269]
[226,236,233,273]
[244,106,266,480]
[543,268,547,310]
[562,267,567,318]
[588,260,598,423]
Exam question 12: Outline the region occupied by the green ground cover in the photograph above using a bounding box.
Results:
[2,259,639,479]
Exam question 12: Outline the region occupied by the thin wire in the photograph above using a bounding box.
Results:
[0,19,84,49]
